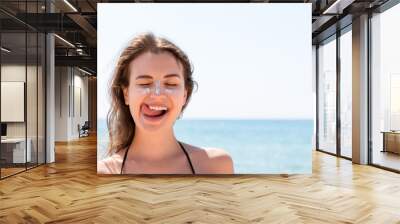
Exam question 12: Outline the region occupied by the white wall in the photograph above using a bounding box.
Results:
[1,63,46,164]
[73,72,89,137]
[55,66,69,141]
[1,65,38,138]
[54,67,89,141]
[1,65,27,142]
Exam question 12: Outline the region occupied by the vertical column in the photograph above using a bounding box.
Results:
[315,45,320,151]
[88,77,97,132]
[46,0,55,163]
[352,14,369,164]
[336,31,341,156]
[312,45,317,150]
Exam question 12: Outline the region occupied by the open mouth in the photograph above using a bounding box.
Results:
[141,103,169,121]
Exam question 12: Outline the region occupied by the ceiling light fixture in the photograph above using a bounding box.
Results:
[63,0,78,12]
[1,47,11,53]
[323,0,354,15]
[78,67,92,76]
[54,34,75,48]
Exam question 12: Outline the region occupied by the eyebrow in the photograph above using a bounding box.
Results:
[135,75,152,80]
[135,74,181,80]
[164,74,181,79]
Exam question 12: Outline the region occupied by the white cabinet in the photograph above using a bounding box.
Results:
[1,138,32,163]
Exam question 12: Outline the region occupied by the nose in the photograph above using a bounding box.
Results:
[152,80,162,96]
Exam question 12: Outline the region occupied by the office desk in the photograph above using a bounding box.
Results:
[1,138,31,163]
[381,131,400,154]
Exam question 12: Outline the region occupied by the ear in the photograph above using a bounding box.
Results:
[122,87,129,105]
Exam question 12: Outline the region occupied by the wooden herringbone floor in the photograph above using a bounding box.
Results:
[1,135,400,224]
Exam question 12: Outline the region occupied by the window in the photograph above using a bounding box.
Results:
[371,2,400,171]
[339,28,352,158]
[318,36,337,154]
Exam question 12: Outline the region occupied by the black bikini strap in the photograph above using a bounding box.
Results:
[120,141,196,174]
[120,146,130,174]
[178,141,196,174]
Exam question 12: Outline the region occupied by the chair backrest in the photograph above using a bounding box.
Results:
[82,121,90,129]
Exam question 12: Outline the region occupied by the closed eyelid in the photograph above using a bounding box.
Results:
[136,80,180,85]
[165,79,180,83]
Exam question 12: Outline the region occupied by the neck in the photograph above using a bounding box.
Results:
[129,127,181,161]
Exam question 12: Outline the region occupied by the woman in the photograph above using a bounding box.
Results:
[98,33,234,174]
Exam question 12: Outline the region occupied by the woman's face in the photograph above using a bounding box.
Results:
[123,51,187,132]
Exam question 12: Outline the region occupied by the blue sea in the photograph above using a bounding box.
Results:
[97,119,313,174]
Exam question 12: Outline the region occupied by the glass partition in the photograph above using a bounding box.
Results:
[317,36,337,154]
[1,31,27,177]
[0,1,46,179]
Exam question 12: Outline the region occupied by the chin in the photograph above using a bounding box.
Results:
[136,114,177,133]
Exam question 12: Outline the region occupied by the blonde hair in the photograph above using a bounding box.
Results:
[107,33,196,155]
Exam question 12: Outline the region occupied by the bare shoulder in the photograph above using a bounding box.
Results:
[182,143,234,174]
[97,150,124,174]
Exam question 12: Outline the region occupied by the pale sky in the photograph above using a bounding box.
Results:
[97,3,312,119]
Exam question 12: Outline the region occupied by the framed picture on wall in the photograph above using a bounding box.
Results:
[97,3,313,175]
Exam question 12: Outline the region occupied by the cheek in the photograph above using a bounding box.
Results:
[172,89,187,107]
[127,89,145,118]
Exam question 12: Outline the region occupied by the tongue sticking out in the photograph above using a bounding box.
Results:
[142,104,165,117]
